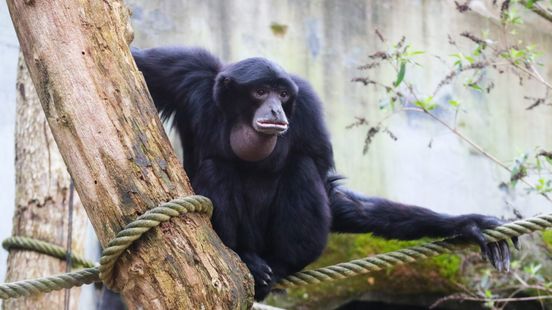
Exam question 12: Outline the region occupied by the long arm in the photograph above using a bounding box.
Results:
[330,186,480,239]
[327,178,517,271]
[132,46,223,178]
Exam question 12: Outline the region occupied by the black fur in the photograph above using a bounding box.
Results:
[132,46,514,301]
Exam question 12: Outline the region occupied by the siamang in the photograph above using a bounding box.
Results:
[131,46,517,301]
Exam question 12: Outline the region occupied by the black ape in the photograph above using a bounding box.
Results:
[132,46,515,300]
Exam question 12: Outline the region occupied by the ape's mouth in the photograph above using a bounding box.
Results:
[254,119,289,135]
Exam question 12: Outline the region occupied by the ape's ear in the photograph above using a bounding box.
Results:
[215,74,232,88]
[213,74,233,107]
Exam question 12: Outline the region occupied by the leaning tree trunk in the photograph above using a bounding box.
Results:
[6,0,252,309]
[3,55,89,310]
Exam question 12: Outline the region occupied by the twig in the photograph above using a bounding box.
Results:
[512,62,552,91]
[519,0,552,24]
[431,293,552,308]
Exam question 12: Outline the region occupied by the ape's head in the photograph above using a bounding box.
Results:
[214,58,298,161]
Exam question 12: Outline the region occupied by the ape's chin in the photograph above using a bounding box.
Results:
[230,123,277,162]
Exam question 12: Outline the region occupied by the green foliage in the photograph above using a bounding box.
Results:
[464,79,483,92]
[542,230,552,249]
[391,44,424,89]
[535,178,552,194]
[451,52,475,68]
[510,153,529,187]
[500,45,542,65]
[448,99,460,107]
[524,0,538,8]
[393,61,406,87]
[414,96,437,111]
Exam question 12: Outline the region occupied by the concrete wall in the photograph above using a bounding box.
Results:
[0,0,18,286]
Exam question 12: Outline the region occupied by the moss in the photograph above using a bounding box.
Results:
[311,234,461,281]
[542,230,552,250]
[428,254,461,280]
[267,234,465,309]
[270,23,288,37]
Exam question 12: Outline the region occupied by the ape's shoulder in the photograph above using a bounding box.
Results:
[289,75,326,127]
[290,75,323,115]
[288,75,334,172]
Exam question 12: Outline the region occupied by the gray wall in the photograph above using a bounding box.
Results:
[0,1,18,286]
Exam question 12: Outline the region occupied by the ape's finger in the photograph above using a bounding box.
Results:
[485,244,496,268]
[479,244,488,261]
[500,240,510,272]
[465,224,488,256]
[491,243,503,272]
[512,237,521,251]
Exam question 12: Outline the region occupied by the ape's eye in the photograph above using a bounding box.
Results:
[255,88,267,96]
[280,90,289,98]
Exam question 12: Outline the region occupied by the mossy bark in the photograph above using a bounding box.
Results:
[6,0,253,308]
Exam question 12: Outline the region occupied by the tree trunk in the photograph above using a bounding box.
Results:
[3,55,89,310]
[6,1,252,309]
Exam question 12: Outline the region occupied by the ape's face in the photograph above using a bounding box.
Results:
[249,84,291,135]
[228,82,294,162]
[215,57,298,162]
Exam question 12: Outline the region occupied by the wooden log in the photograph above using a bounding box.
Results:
[3,54,89,310]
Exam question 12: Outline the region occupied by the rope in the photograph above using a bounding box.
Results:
[277,213,552,288]
[3,236,95,269]
[0,195,212,299]
[2,203,552,303]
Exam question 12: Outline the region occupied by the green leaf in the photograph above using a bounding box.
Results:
[448,100,460,107]
[393,61,406,87]
[468,83,483,92]
[414,96,437,111]
[525,0,537,9]
[405,50,425,57]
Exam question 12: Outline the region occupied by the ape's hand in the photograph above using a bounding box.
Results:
[240,253,273,300]
[456,214,520,272]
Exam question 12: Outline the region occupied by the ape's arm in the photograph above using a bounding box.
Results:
[132,46,222,120]
[328,180,517,271]
[330,188,487,238]
[132,46,224,178]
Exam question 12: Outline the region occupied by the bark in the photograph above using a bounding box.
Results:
[3,55,89,310]
[6,1,252,309]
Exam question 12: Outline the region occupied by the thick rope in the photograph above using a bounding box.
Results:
[277,213,552,288]
[0,195,212,300]
[2,208,552,302]
[2,236,95,269]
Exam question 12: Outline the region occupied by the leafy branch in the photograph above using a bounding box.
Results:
[351,21,552,202]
